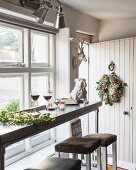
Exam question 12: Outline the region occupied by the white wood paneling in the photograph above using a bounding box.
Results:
[104,41,110,133]
[119,39,125,161]
[129,38,133,163]
[124,38,130,162]
[88,43,96,133]
[133,38,136,163]
[114,40,120,159]
[89,37,135,164]
[109,41,115,134]
[99,42,106,133]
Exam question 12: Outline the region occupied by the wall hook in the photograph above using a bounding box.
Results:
[108,61,115,71]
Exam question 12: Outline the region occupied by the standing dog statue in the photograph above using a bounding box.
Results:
[70,78,88,103]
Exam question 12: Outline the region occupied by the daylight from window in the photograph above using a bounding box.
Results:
[0,26,22,63]
[0,23,55,165]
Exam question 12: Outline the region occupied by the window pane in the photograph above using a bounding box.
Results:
[6,141,25,159]
[31,32,48,63]
[31,75,52,107]
[31,132,50,147]
[31,75,53,147]
[0,77,21,111]
[0,25,22,62]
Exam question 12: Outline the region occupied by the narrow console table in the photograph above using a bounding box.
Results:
[0,101,102,170]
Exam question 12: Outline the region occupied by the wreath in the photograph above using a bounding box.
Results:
[96,72,127,106]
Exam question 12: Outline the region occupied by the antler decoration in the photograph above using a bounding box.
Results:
[70,38,87,69]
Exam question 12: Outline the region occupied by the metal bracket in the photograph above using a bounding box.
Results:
[108,61,115,72]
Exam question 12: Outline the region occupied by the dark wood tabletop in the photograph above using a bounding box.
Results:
[0,101,102,147]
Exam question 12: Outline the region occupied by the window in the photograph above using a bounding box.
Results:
[31,74,50,106]
[31,31,49,65]
[0,24,23,66]
[0,23,56,166]
[0,76,21,109]
[30,74,52,148]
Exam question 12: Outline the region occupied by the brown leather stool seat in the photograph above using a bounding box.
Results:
[24,157,81,170]
[84,133,117,147]
[84,133,117,170]
[55,137,101,170]
[55,137,101,154]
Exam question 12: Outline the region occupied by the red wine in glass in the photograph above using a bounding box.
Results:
[43,95,52,101]
[43,95,52,109]
[31,95,40,101]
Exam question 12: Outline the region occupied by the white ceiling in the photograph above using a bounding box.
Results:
[60,0,136,19]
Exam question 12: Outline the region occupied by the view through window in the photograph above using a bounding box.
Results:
[0,23,55,166]
[0,25,22,64]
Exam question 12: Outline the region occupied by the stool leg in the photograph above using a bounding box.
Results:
[57,152,61,157]
[112,141,117,170]
[102,147,108,170]
[86,154,91,170]
[97,147,101,170]
[73,153,78,159]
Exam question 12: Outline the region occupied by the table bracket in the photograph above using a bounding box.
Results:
[95,108,99,133]
[0,146,5,170]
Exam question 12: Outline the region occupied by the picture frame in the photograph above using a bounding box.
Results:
[71,119,82,137]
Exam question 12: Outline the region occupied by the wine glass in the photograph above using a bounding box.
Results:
[31,88,40,107]
[43,95,52,110]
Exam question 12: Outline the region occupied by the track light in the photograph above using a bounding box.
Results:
[32,0,65,29]
[32,1,52,24]
[55,6,65,29]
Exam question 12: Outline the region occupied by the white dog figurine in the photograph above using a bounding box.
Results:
[70,78,88,103]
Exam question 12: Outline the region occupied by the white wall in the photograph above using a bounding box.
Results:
[99,19,136,41]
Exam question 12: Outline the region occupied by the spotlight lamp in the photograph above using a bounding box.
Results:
[32,0,65,29]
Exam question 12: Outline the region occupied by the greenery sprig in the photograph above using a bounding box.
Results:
[0,110,55,125]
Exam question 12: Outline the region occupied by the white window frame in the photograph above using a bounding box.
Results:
[0,22,56,166]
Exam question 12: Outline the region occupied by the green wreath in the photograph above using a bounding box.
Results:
[96,72,127,106]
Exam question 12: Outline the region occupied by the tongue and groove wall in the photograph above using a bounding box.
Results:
[89,38,136,169]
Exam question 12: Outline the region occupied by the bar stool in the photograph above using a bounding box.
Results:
[24,157,81,170]
[55,137,101,170]
[84,133,117,170]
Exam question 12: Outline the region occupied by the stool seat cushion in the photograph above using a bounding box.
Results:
[84,133,117,147]
[55,137,101,154]
[24,157,81,170]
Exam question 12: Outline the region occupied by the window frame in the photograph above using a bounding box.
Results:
[0,22,56,166]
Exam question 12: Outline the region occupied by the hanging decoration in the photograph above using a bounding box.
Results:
[96,61,127,106]
[70,38,87,69]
